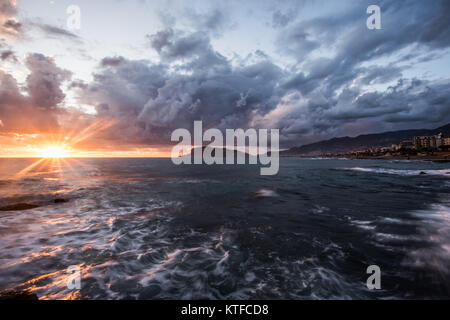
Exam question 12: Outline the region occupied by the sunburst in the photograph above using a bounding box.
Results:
[13,119,116,178]
[37,146,69,159]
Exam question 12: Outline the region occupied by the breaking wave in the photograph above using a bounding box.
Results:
[345,167,450,177]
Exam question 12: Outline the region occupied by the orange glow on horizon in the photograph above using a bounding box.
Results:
[0,121,173,159]
[0,119,174,159]
[35,146,70,159]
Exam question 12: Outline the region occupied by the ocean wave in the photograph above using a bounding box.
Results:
[166,178,220,184]
[403,203,450,274]
[253,189,279,198]
[345,167,450,177]
[311,205,330,214]
[2,158,449,299]
[350,219,376,231]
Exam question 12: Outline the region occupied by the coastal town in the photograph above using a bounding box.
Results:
[325,133,450,160]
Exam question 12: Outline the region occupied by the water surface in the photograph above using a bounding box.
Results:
[0,158,449,299]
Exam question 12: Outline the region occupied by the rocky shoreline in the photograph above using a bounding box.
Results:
[346,156,450,162]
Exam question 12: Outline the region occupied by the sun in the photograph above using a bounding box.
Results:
[37,146,69,158]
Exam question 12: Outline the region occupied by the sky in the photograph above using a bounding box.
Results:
[0,0,450,157]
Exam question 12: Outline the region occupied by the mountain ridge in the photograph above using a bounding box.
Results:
[282,123,450,156]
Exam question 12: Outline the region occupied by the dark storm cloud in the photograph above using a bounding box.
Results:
[138,58,283,130]
[73,31,285,145]
[147,29,215,62]
[72,58,169,145]
[279,0,450,74]
[25,53,72,109]
[0,53,71,133]
[381,79,450,124]
[100,56,126,67]
[70,0,450,148]
[148,29,174,54]
[265,0,450,144]
[273,76,450,146]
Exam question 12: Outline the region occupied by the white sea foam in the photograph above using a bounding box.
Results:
[403,202,450,274]
[350,219,376,231]
[311,205,330,214]
[253,189,279,198]
[345,167,450,177]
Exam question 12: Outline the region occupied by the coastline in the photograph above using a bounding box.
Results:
[281,154,450,162]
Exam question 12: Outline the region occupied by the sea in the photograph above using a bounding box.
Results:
[0,157,449,299]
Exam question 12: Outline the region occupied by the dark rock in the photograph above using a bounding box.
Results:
[420,171,426,175]
[110,279,141,294]
[138,285,162,300]
[54,199,69,204]
[0,290,38,300]
[0,203,40,211]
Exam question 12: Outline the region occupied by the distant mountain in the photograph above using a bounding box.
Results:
[282,123,450,156]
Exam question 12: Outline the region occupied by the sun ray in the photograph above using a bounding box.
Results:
[67,158,90,169]
[37,146,69,159]
[69,119,116,146]
[16,158,47,177]
[61,158,76,174]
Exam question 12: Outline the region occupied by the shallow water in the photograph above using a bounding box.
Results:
[0,158,449,299]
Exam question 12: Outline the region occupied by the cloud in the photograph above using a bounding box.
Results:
[272,9,297,28]
[184,7,232,37]
[0,49,16,62]
[73,31,285,146]
[3,0,450,150]
[147,28,213,61]
[100,56,126,67]
[1,2,81,43]
[0,0,21,39]
[0,39,17,62]
[156,2,234,38]
[0,53,71,134]
[74,0,450,148]
[30,22,80,41]
[261,77,450,146]
[263,0,450,144]
[25,53,72,109]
